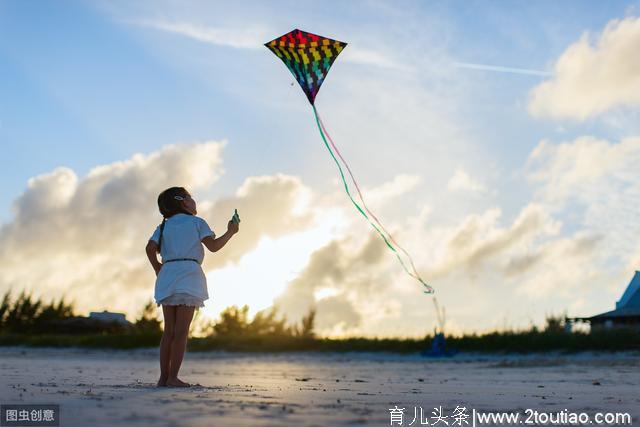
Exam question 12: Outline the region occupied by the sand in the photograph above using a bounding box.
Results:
[1,346,639,426]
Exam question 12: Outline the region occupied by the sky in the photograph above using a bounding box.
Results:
[1,0,640,337]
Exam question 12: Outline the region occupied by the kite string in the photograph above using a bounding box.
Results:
[312,104,434,294]
[315,109,432,291]
[311,105,400,262]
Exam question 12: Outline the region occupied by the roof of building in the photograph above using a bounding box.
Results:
[588,272,640,319]
[589,307,640,319]
[616,271,640,309]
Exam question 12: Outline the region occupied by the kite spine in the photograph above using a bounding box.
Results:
[312,104,434,294]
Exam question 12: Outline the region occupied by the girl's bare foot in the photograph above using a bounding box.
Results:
[157,377,168,387]
[166,377,190,387]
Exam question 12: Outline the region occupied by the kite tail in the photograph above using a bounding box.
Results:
[315,110,433,293]
[312,104,434,294]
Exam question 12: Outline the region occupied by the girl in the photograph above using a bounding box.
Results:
[145,186,239,387]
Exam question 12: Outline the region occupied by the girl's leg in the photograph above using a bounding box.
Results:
[158,305,177,387]
[167,305,195,387]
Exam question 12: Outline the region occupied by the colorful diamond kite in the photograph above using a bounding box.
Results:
[264,29,347,105]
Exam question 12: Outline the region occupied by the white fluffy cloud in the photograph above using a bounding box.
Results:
[198,173,315,270]
[526,136,640,205]
[526,135,640,281]
[528,17,640,120]
[513,232,602,299]
[273,233,387,335]
[427,204,561,280]
[447,168,487,194]
[0,142,315,318]
[509,134,640,326]
[526,135,640,262]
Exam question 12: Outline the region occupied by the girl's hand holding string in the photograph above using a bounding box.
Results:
[227,220,239,235]
[201,213,239,253]
[227,209,240,235]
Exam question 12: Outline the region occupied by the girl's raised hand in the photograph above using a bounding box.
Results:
[227,220,239,235]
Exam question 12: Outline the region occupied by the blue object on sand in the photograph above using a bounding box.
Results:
[421,333,457,358]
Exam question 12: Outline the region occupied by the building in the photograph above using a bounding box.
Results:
[51,310,133,333]
[567,271,640,332]
[89,310,131,326]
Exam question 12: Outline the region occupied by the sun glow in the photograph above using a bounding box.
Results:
[203,208,345,320]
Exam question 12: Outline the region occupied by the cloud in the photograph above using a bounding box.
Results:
[454,62,551,77]
[2,142,224,257]
[447,168,486,194]
[269,194,603,336]
[427,203,561,279]
[514,233,602,299]
[273,232,389,335]
[361,174,421,207]
[526,136,640,206]
[342,47,412,71]
[132,19,407,71]
[629,246,640,272]
[315,296,362,332]
[526,135,640,280]
[198,174,315,270]
[0,142,314,318]
[504,232,601,279]
[131,20,268,50]
[528,17,640,120]
[268,191,593,336]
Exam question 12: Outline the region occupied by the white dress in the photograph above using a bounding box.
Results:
[149,213,215,310]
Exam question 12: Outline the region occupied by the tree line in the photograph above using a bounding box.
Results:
[2,289,639,353]
[0,289,315,338]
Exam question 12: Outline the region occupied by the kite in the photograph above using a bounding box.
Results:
[265,29,434,294]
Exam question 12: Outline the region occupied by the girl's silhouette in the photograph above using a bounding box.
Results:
[145,186,239,387]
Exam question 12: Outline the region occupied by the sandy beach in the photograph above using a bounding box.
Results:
[1,346,639,426]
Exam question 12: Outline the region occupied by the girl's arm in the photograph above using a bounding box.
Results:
[202,221,239,252]
[145,240,162,276]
